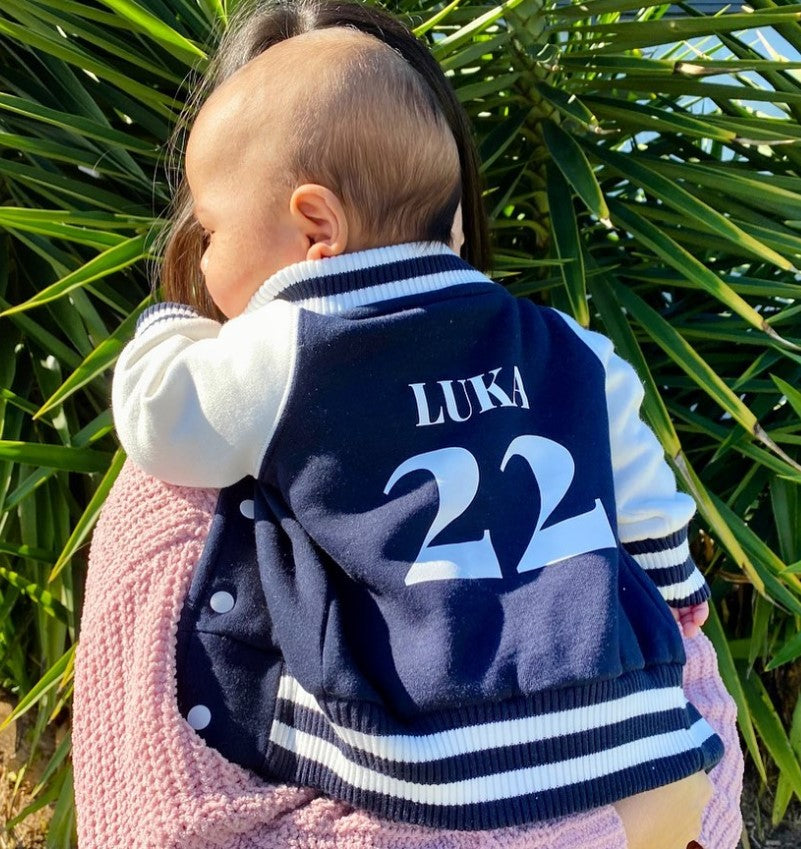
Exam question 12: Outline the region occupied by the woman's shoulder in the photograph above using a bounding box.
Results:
[87,460,219,588]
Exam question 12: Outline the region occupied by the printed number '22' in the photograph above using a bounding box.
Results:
[384,435,616,586]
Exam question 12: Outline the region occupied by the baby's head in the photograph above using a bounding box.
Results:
[185,27,462,317]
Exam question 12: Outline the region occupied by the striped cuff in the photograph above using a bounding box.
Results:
[623,528,711,608]
[135,302,202,336]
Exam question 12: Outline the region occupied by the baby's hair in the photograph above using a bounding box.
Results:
[157,0,489,319]
[269,28,461,251]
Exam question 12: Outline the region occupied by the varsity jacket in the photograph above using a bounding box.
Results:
[112,241,723,830]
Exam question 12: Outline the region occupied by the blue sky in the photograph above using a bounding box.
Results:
[652,23,801,120]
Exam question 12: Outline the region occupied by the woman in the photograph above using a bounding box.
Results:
[72,3,743,847]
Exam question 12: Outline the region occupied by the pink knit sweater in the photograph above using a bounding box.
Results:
[73,462,744,848]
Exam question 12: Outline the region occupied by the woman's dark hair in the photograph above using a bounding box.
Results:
[159,0,490,318]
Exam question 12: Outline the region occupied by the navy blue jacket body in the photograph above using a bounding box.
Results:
[147,244,723,828]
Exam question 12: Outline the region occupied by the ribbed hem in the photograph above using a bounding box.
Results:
[135,302,203,336]
[269,744,719,830]
[264,665,724,830]
[624,527,711,607]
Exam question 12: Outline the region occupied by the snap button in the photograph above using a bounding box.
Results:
[186,705,211,731]
[210,591,235,614]
[239,499,255,519]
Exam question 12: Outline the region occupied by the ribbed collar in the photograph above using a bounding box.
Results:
[244,241,491,316]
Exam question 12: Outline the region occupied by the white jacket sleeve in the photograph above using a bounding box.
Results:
[111,301,299,488]
[551,309,710,608]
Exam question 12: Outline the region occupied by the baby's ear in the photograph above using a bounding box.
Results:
[289,184,349,260]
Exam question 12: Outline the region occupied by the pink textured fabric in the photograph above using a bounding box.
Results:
[73,461,743,849]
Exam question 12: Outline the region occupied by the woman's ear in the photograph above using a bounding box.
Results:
[289,184,349,260]
[450,202,464,255]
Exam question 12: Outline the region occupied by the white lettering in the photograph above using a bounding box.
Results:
[410,382,445,427]
[439,380,473,422]
[385,436,615,585]
[410,366,530,425]
[468,367,514,413]
[512,366,530,409]
[384,447,502,584]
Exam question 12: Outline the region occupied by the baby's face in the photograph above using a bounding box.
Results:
[185,93,308,318]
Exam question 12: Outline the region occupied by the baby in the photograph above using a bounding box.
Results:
[113,26,721,842]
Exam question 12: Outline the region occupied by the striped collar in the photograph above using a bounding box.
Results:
[244,242,492,316]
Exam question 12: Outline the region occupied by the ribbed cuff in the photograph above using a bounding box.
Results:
[624,527,711,608]
[135,302,203,337]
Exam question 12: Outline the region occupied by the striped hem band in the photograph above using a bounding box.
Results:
[264,668,724,829]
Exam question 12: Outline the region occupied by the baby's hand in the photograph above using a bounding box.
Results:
[671,600,709,638]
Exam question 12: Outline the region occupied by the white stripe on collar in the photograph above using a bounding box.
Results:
[292,267,489,314]
[244,242,487,315]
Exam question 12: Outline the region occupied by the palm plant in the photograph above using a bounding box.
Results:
[1,0,800,843]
